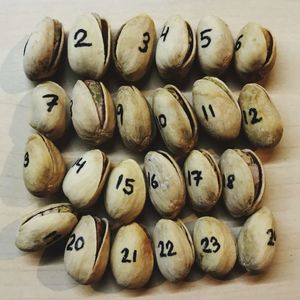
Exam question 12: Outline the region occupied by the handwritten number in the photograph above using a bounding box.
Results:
[66,234,85,251]
[266,229,276,246]
[116,174,135,195]
[158,240,177,257]
[147,172,158,189]
[73,157,86,174]
[202,104,215,121]
[117,104,124,126]
[235,34,243,51]
[74,29,92,48]
[187,170,203,186]
[243,108,263,125]
[226,174,235,189]
[121,248,137,263]
[42,94,59,112]
[70,99,73,117]
[160,26,170,42]
[138,32,150,53]
[200,29,212,48]
[157,114,167,128]
[24,152,29,168]
[201,236,220,253]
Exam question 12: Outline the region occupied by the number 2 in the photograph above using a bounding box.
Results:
[138,32,150,53]
[200,28,212,48]
[74,29,92,48]
[266,228,276,246]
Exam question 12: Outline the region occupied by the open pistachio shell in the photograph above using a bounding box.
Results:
[153,219,195,282]
[116,86,156,152]
[23,17,64,80]
[15,203,78,251]
[71,80,116,145]
[144,151,186,219]
[62,149,111,209]
[110,222,154,288]
[238,83,283,147]
[238,206,276,272]
[30,81,69,140]
[68,13,111,79]
[184,149,222,212]
[152,84,198,154]
[219,149,265,218]
[23,133,65,196]
[197,15,234,76]
[113,15,156,81]
[193,216,237,276]
[234,22,276,82]
[64,216,110,284]
[192,76,241,140]
[156,15,196,80]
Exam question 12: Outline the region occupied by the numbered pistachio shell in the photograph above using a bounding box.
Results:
[68,13,111,79]
[23,133,65,196]
[238,207,276,272]
[113,15,156,81]
[152,85,198,154]
[16,203,78,251]
[62,149,110,209]
[64,216,110,284]
[234,22,276,82]
[193,217,237,276]
[192,76,241,140]
[105,159,145,224]
[219,149,265,218]
[23,17,64,80]
[238,83,283,147]
[153,219,195,282]
[144,151,186,218]
[197,16,234,76]
[111,222,154,288]
[116,86,156,152]
[71,80,116,145]
[184,149,222,212]
[30,81,69,140]
[155,15,196,80]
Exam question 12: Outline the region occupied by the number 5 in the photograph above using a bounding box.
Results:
[200,28,212,48]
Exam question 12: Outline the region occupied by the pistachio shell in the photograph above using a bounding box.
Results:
[111,222,154,288]
[193,216,237,276]
[219,149,265,218]
[23,17,64,80]
[15,203,78,251]
[113,15,156,81]
[30,81,69,140]
[192,76,241,140]
[153,219,195,282]
[68,13,111,79]
[197,15,234,76]
[23,133,65,196]
[62,149,110,209]
[238,206,276,272]
[71,80,116,145]
[238,83,283,147]
[116,86,156,151]
[234,22,276,82]
[64,216,110,284]
[184,149,222,212]
[152,85,198,154]
[156,15,196,80]
[105,159,145,224]
[144,151,186,218]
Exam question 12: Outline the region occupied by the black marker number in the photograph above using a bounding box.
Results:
[117,104,124,126]
[121,248,137,263]
[160,26,170,42]
[138,32,150,53]
[201,236,221,253]
[243,108,263,125]
[74,29,92,48]
[202,104,215,121]
[24,152,29,168]
[266,228,276,246]
[66,233,85,251]
[187,170,203,187]
[158,240,177,257]
[42,94,59,112]
[200,29,212,48]
[226,174,235,189]
[235,34,243,51]
[157,114,167,128]
[147,172,158,189]
[70,99,73,117]
[73,157,86,174]
[116,174,135,195]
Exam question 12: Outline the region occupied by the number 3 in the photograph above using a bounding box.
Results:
[138,32,150,53]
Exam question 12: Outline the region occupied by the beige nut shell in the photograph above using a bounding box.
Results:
[193,216,237,276]
[63,149,111,209]
[23,133,65,196]
[153,219,195,282]
[238,83,283,147]
[238,206,276,272]
[110,222,154,288]
[68,13,111,79]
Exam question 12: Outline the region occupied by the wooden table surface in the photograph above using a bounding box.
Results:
[1,0,299,299]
